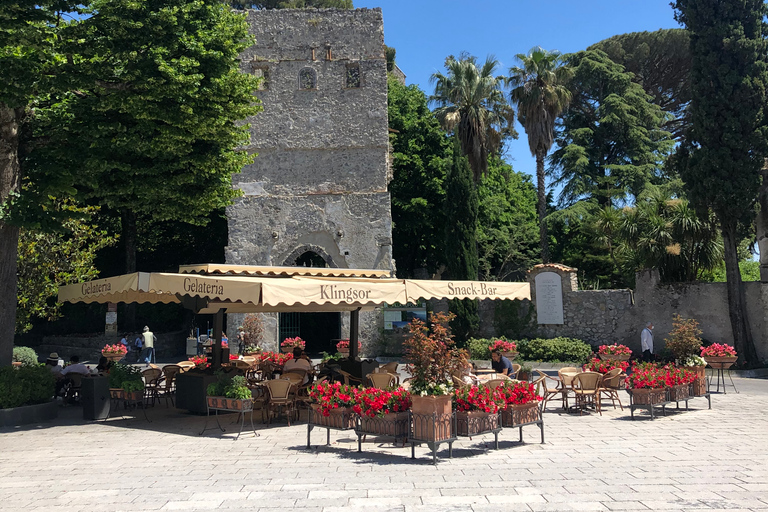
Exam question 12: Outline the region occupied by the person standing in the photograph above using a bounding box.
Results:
[142,326,157,367]
[641,322,654,362]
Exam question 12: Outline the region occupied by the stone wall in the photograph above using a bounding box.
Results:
[226,9,393,352]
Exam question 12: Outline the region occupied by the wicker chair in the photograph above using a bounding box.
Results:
[142,368,163,407]
[599,368,624,410]
[265,379,297,425]
[484,378,510,391]
[452,374,471,389]
[380,361,399,374]
[558,367,581,410]
[336,369,363,386]
[573,371,603,415]
[536,370,566,411]
[367,372,397,389]
[176,361,196,372]
[158,364,181,406]
[510,363,522,379]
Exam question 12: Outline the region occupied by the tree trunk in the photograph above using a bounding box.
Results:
[721,222,758,365]
[535,148,550,263]
[0,104,22,366]
[121,208,137,330]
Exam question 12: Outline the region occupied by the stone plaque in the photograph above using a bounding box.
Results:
[535,272,564,324]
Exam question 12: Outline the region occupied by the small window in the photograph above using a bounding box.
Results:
[345,63,361,88]
[299,67,317,90]
[252,65,270,91]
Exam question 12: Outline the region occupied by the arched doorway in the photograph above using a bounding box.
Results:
[279,250,341,356]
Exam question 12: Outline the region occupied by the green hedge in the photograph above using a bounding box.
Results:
[518,337,592,364]
[0,366,55,409]
[467,336,592,364]
[12,346,39,367]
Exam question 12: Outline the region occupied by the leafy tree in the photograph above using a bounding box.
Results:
[387,76,450,278]
[42,0,262,276]
[477,158,539,281]
[590,29,691,141]
[549,50,674,209]
[0,0,85,366]
[430,52,516,182]
[672,0,768,365]
[16,203,117,333]
[508,47,571,263]
[444,139,479,342]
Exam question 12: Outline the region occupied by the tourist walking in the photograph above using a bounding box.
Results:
[641,322,654,362]
[141,326,157,367]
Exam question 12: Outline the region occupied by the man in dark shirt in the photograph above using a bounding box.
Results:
[491,350,514,376]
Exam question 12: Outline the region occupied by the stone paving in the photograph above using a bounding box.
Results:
[1,377,767,512]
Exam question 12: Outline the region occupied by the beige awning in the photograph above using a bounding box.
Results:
[57,273,179,304]
[404,279,531,302]
[260,276,407,309]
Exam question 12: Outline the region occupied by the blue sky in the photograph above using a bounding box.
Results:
[355,0,681,180]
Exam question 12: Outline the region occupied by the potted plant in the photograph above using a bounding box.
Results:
[701,343,737,367]
[452,385,500,436]
[598,344,632,362]
[582,358,630,374]
[681,354,708,395]
[496,380,542,427]
[488,339,517,360]
[102,343,128,362]
[354,387,411,437]
[280,336,305,354]
[108,363,143,400]
[516,362,533,381]
[240,314,264,356]
[403,312,468,441]
[624,362,668,406]
[307,380,358,429]
[336,339,361,355]
[188,354,210,369]
[663,314,707,393]
[206,374,253,411]
[662,365,696,402]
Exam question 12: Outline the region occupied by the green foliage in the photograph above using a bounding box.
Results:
[320,351,344,364]
[517,337,592,363]
[477,159,539,281]
[0,366,55,409]
[225,376,251,399]
[466,336,514,360]
[108,363,143,390]
[387,76,450,277]
[430,52,516,181]
[16,202,117,333]
[589,29,691,141]
[550,50,674,208]
[673,0,768,364]
[703,260,760,283]
[445,139,479,341]
[12,346,38,367]
[493,299,533,340]
[664,314,703,360]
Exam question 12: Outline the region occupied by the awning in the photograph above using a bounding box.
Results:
[404,280,530,302]
[178,263,392,279]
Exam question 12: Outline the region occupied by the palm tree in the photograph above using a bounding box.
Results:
[430,52,515,182]
[508,47,572,263]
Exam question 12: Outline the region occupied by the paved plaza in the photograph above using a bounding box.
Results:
[1,377,767,512]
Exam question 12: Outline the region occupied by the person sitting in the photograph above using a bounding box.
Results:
[491,350,515,377]
[283,347,312,385]
[95,356,113,375]
[459,363,479,386]
[45,352,63,379]
[61,355,89,377]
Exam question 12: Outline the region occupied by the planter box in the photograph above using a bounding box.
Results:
[667,384,690,402]
[102,353,124,363]
[0,401,58,428]
[410,394,452,442]
[359,411,410,437]
[310,404,355,429]
[455,410,499,436]
[207,396,253,412]
[176,372,219,414]
[501,402,540,427]
[123,390,144,402]
[690,366,707,396]
[705,356,737,369]
[629,387,667,405]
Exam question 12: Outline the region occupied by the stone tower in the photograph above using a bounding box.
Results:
[226,8,393,352]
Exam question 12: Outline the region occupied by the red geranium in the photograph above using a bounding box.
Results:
[354,387,411,417]
[598,344,632,356]
[308,381,359,417]
[259,351,293,367]
[453,385,501,413]
[701,343,737,358]
[336,339,362,351]
[494,381,541,407]
[488,339,516,352]
[583,358,629,374]
[188,355,209,368]
[102,344,127,356]
[625,362,667,389]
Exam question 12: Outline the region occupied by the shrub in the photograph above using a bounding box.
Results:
[517,337,592,363]
[12,346,39,367]
[108,363,143,390]
[664,314,703,360]
[240,314,264,352]
[404,312,469,395]
[0,366,55,409]
[467,336,515,360]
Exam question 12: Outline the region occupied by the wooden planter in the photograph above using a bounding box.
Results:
[690,365,707,396]
[629,387,667,405]
[705,356,737,369]
[501,402,540,427]
[410,394,452,442]
[599,353,631,362]
[310,404,355,429]
[359,411,410,437]
[206,396,253,412]
[667,383,690,402]
[455,410,499,436]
